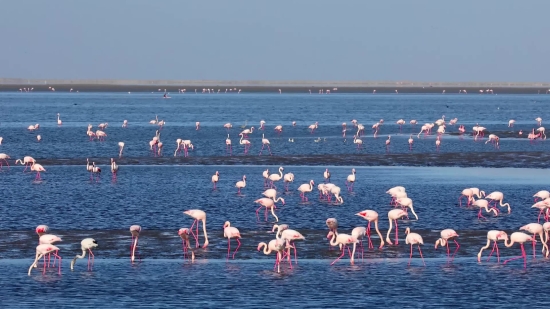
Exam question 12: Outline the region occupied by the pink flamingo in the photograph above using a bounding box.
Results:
[225,135,232,155]
[211,171,220,189]
[485,191,511,214]
[36,225,49,238]
[328,231,358,265]
[477,230,508,263]
[129,225,141,263]
[178,228,191,259]
[435,136,441,151]
[283,172,294,191]
[70,238,98,271]
[297,180,314,201]
[326,218,339,238]
[534,190,550,202]
[223,221,241,259]
[355,210,385,249]
[386,209,408,245]
[91,162,101,181]
[324,168,331,183]
[274,125,283,136]
[408,135,414,150]
[118,142,125,158]
[259,134,272,155]
[235,175,246,194]
[405,227,425,266]
[503,232,535,268]
[30,162,45,180]
[385,135,391,152]
[519,223,549,259]
[183,209,209,248]
[257,239,288,273]
[308,122,318,133]
[196,122,200,130]
[239,134,251,154]
[223,123,232,131]
[239,127,254,138]
[28,244,61,275]
[276,227,305,266]
[458,188,474,206]
[351,227,366,260]
[110,158,118,180]
[0,153,10,169]
[254,198,280,222]
[95,130,107,141]
[15,156,36,172]
[434,229,460,259]
[345,168,356,191]
[472,199,498,220]
[38,234,62,269]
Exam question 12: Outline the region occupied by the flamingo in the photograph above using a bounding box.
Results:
[470,188,485,198]
[283,172,294,191]
[38,234,62,269]
[122,120,128,128]
[129,225,141,263]
[183,209,209,248]
[178,228,192,259]
[239,134,251,154]
[308,122,318,133]
[223,123,232,131]
[28,244,61,275]
[477,230,508,263]
[536,117,542,126]
[472,199,498,220]
[15,156,36,172]
[91,162,101,181]
[86,158,93,179]
[223,221,241,259]
[225,134,232,155]
[519,223,549,259]
[386,186,406,205]
[36,225,49,237]
[345,168,356,191]
[330,186,344,204]
[30,162,45,180]
[405,227,425,266]
[459,188,475,206]
[57,113,62,125]
[353,135,363,149]
[396,119,405,132]
[508,119,515,127]
[435,136,441,150]
[96,130,107,141]
[149,115,158,124]
[395,198,419,220]
[386,209,408,245]
[297,180,314,201]
[259,134,272,155]
[276,227,305,266]
[410,120,417,126]
[268,166,284,188]
[98,122,108,130]
[324,168,331,183]
[274,125,283,135]
[110,158,118,180]
[534,190,550,202]
[235,175,247,194]
[70,238,98,270]
[212,171,220,189]
[240,127,254,137]
[262,168,270,187]
[327,231,358,265]
[0,153,10,169]
[408,135,414,150]
[28,124,39,131]
[485,191,511,214]
[503,232,536,268]
[355,210,385,249]
[262,189,286,205]
[257,239,288,273]
[537,127,546,139]
[385,135,391,151]
[326,218,339,237]
[116,142,125,158]
[195,122,200,130]
[434,229,460,259]
[254,198,280,222]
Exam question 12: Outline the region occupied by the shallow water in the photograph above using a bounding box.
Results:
[0,93,549,162]
[1,93,550,307]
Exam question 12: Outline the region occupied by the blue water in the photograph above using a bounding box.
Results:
[0,93,549,160]
[1,92,549,308]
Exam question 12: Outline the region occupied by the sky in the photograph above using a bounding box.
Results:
[1,0,549,82]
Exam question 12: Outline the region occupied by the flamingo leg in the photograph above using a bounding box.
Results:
[394,220,399,245]
[331,244,347,265]
[418,245,425,266]
[503,244,528,268]
[232,238,241,259]
[366,221,373,249]
[255,206,262,221]
[227,238,231,260]
[293,243,298,264]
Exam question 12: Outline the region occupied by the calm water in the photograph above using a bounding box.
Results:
[0,93,549,161]
[1,93,549,307]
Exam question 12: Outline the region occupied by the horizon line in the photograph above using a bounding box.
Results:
[1,77,550,88]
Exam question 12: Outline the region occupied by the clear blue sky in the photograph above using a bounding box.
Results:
[1,0,549,82]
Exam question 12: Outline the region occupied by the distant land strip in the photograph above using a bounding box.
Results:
[1,78,550,94]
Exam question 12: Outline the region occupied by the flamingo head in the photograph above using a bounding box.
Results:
[216,171,219,176]
[405,227,411,234]
[223,221,230,229]
[326,231,334,239]
[448,231,459,238]
[178,228,189,236]
[280,198,286,205]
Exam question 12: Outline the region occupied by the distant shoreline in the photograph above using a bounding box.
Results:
[1,78,550,94]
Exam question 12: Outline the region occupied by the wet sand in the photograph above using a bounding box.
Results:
[33,151,546,168]
[2,78,550,94]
